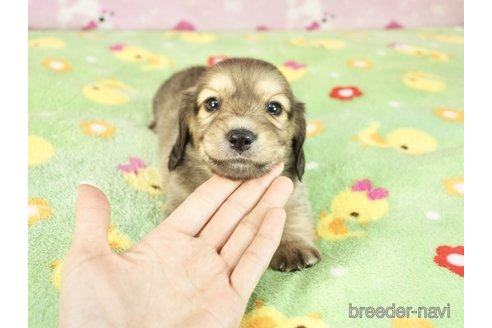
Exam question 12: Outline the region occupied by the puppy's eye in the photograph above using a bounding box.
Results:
[205,97,221,112]
[266,101,282,115]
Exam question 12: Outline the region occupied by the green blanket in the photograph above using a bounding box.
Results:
[28,28,464,328]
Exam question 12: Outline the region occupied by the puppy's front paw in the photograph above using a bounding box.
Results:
[270,241,321,272]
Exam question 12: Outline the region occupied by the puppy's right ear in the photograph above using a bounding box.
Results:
[168,87,196,171]
[292,100,306,181]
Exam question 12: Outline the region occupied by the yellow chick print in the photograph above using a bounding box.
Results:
[49,260,63,291]
[290,37,345,49]
[392,318,434,328]
[243,32,268,41]
[240,299,329,328]
[352,123,388,148]
[164,31,218,43]
[402,71,447,92]
[28,37,65,48]
[390,43,450,62]
[419,32,464,44]
[109,44,174,70]
[49,224,133,291]
[82,79,133,105]
[353,122,437,155]
[318,212,366,240]
[317,179,389,241]
[118,157,163,196]
[108,224,133,252]
[386,128,437,155]
[277,60,307,82]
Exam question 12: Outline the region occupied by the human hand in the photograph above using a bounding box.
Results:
[59,163,293,328]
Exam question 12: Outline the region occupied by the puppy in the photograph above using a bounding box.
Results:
[151,58,320,271]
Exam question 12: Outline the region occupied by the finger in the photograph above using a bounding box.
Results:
[71,183,111,255]
[198,163,284,249]
[220,176,293,272]
[230,208,286,301]
[162,175,243,236]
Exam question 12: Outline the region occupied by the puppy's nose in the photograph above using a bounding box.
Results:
[227,129,257,153]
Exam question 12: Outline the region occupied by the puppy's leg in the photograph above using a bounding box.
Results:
[162,191,188,219]
[160,167,211,220]
[270,182,321,271]
[160,173,195,220]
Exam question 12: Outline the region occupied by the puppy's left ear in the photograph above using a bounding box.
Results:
[292,100,306,181]
[168,87,196,170]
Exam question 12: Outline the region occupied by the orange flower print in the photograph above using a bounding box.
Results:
[81,120,116,138]
[306,121,326,137]
[434,108,464,122]
[347,59,373,69]
[28,198,54,226]
[444,177,464,196]
[42,58,72,72]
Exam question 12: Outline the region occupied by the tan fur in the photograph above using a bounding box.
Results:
[151,58,320,271]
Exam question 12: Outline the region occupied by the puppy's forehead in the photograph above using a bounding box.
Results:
[203,65,288,97]
[254,76,286,97]
[205,72,235,93]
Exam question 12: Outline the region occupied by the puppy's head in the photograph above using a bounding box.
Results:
[169,58,306,180]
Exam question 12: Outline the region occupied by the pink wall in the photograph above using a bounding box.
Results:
[28,0,463,30]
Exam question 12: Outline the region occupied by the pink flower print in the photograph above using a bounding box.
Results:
[352,179,389,200]
[283,60,306,70]
[117,157,147,174]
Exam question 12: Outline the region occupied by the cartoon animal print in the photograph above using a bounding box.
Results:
[289,36,345,49]
[164,31,218,43]
[389,43,450,62]
[402,71,447,92]
[277,60,307,82]
[28,37,65,48]
[240,299,329,328]
[118,157,162,196]
[353,122,437,155]
[109,44,173,70]
[418,32,464,44]
[316,179,389,241]
[82,79,134,105]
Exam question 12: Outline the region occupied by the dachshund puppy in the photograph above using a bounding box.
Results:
[151,58,320,271]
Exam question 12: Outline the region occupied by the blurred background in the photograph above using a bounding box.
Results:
[29,0,463,31]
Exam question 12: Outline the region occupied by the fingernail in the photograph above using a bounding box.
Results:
[78,181,102,190]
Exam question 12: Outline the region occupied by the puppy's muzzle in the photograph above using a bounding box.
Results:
[227,129,257,153]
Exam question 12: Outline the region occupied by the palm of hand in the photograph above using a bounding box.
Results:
[62,230,242,327]
[59,165,292,328]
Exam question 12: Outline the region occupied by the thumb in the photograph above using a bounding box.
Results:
[71,183,111,255]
